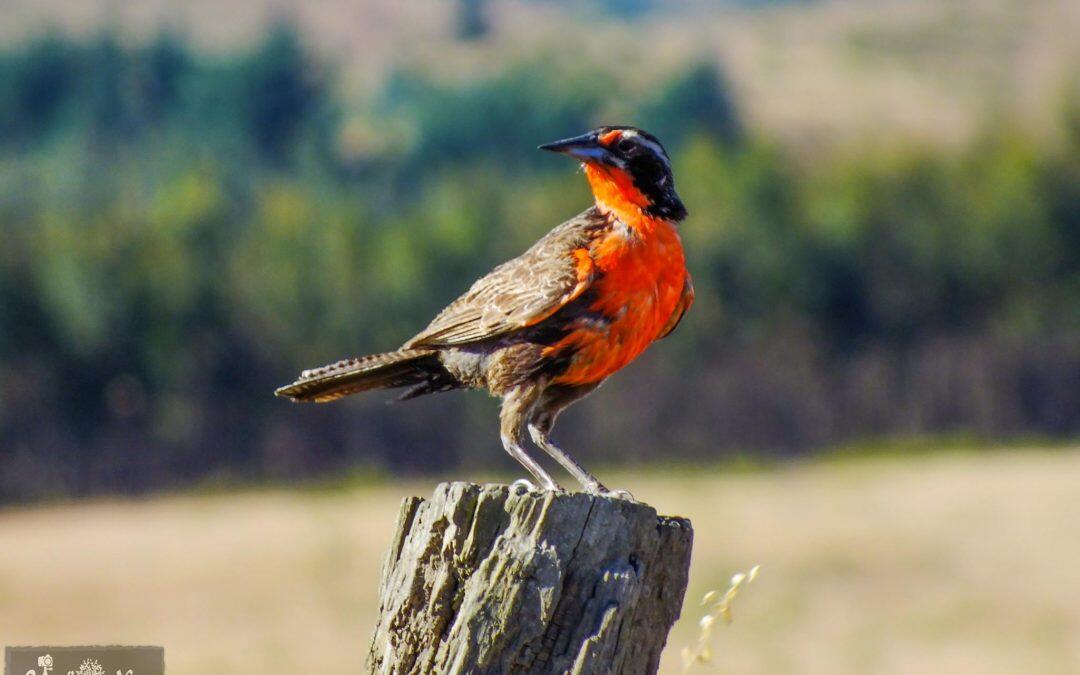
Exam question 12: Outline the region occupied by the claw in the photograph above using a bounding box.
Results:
[598,487,635,501]
[510,478,561,494]
[510,478,537,494]
[581,482,633,500]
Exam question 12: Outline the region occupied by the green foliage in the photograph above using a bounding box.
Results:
[379,59,603,174]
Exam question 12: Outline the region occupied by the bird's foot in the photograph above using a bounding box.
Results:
[510,478,537,493]
[584,481,635,501]
[510,478,561,494]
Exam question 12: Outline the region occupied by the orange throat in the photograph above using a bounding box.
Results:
[584,162,656,232]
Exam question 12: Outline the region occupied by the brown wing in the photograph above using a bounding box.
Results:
[657,273,694,339]
[404,208,607,349]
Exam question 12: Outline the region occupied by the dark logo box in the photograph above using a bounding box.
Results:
[5,646,163,675]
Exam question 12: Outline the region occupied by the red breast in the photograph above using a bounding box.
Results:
[547,163,688,385]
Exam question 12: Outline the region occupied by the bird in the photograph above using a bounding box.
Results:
[275,126,693,495]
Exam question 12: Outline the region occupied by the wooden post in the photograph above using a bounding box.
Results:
[366,482,694,674]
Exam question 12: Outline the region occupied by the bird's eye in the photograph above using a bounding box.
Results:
[615,139,635,153]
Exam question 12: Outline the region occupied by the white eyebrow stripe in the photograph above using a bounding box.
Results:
[636,136,671,169]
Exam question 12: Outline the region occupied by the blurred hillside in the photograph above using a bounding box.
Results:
[3,0,1078,143]
[0,0,1077,501]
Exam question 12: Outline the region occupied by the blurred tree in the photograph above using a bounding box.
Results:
[456,0,491,41]
[81,32,132,141]
[240,23,325,163]
[0,35,74,144]
[133,32,190,126]
[640,62,742,149]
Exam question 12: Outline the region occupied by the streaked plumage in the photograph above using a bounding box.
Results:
[405,209,605,350]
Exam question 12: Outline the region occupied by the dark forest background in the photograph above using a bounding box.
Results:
[0,9,1077,502]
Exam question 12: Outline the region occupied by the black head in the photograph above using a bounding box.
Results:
[539,126,687,221]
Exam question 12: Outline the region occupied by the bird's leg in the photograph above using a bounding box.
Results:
[501,387,561,491]
[499,436,558,491]
[527,417,634,498]
[500,435,558,491]
[527,421,605,493]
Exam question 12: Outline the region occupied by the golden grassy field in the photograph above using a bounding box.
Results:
[1,447,1078,674]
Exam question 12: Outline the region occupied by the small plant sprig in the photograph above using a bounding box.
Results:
[681,564,761,671]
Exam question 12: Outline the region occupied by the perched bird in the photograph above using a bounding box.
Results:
[276,126,693,495]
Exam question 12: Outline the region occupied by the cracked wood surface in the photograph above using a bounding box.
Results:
[366,482,694,674]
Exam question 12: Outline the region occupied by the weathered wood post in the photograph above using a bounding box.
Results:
[366,482,693,674]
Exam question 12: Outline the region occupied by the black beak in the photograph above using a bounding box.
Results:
[538,131,612,163]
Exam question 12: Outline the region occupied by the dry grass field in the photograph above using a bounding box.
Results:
[1,447,1078,674]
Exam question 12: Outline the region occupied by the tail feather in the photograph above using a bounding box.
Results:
[275,349,441,403]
